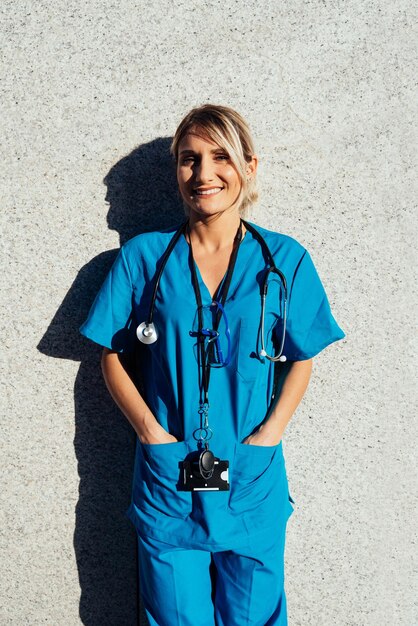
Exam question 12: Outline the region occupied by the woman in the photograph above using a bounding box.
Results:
[80,104,345,625]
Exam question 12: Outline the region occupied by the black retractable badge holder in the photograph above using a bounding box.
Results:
[181,409,230,492]
[199,445,215,479]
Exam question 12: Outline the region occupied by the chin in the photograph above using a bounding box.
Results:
[190,204,222,216]
[198,210,230,221]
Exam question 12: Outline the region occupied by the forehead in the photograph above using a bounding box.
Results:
[177,129,224,153]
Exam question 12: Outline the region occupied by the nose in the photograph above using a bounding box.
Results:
[194,154,215,183]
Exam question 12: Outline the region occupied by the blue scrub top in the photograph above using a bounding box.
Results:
[79,221,345,549]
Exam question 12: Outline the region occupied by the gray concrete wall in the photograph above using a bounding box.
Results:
[1,1,416,624]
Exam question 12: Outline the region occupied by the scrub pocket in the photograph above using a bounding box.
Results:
[228,442,283,514]
[141,441,192,520]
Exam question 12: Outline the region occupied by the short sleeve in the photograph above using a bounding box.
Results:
[79,246,136,353]
[275,248,346,361]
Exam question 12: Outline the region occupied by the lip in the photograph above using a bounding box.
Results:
[192,186,223,196]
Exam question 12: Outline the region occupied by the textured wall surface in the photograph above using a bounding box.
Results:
[1,1,416,624]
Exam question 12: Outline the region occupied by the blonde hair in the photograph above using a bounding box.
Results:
[170,104,258,217]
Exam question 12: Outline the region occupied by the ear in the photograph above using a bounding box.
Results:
[245,155,258,179]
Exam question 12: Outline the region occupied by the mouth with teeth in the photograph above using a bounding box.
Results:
[193,187,223,197]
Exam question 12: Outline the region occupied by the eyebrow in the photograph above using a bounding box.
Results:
[179,148,227,155]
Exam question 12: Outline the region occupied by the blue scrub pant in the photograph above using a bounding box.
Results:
[136,523,289,626]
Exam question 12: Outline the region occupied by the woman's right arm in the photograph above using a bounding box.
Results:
[101,347,178,444]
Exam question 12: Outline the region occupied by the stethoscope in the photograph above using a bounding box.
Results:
[136,218,288,363]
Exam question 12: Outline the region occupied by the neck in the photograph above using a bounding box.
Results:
[186,212,246,253]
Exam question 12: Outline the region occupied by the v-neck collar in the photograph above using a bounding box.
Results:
[176,222,255,305]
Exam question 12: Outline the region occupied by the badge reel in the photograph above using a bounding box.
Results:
[180,427,230,492]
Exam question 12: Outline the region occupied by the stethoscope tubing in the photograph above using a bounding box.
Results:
[138,218,288,362]
[241,221,288,362]
[148,222,187,325]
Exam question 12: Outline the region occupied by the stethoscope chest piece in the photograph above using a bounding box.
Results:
[136,321,158,344]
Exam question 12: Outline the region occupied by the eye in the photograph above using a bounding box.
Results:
[180,156,195,164]
[215,154,229,161]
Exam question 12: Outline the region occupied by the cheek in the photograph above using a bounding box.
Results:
[223,168,242,190]
[177,167,193,184]
[177,172,194,204]
[176,172,189,193]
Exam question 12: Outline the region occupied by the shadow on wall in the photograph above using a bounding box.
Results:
[37,137,184,626]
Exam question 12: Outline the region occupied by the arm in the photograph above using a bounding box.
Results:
[243,359,313,446]
[101,347,178,444]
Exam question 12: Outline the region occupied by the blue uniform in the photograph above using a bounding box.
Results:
[79,221,345,625]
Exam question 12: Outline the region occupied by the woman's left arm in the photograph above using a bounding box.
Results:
[243,359,313,446]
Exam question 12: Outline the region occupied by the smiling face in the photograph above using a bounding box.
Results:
[176,131,244,219]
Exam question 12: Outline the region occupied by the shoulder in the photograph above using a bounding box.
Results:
[121,223,184,265]
[244,220,307,261]
[118,222,185,280]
